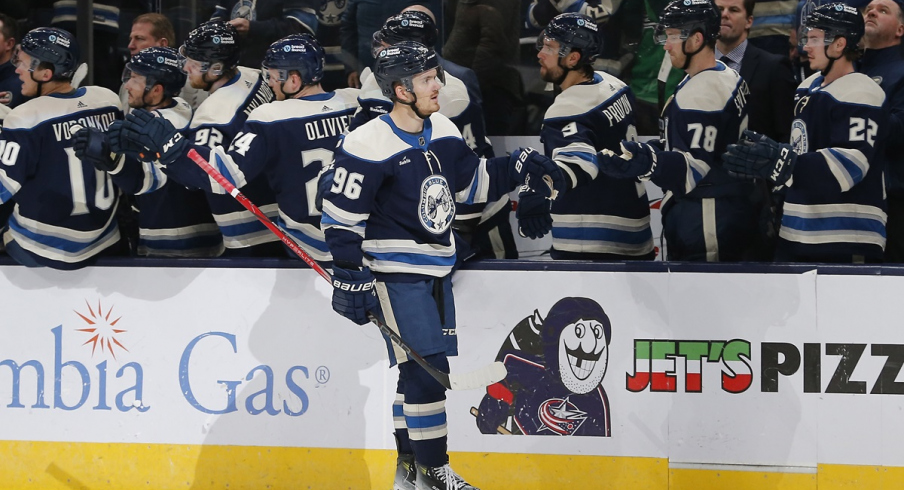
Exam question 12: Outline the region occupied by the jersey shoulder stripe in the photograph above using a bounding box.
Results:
[675,64,742,112]
[545,72,629,120]
[190,67,260,129]
[342,113,461,162]
[4,86,121,130]
[248,90,360,124]
[155,97,193,130]
[820,72,885,108]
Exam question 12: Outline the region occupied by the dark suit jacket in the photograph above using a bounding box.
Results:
[739,43,797,143]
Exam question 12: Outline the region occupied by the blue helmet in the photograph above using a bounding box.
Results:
[802,2,865,52]
[179,21,240,72]
[123,47,187,98]
[375,10,438,47]
[654,0,721,45]
[536,13,602,64]
[16,27,80,80]
[262,34,324,85]
[374,41,445,99]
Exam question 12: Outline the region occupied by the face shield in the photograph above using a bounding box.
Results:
[11,46,41,72]
[399,64,446,95]
[798,26,835,48]
[178,45,211,73]
[535,31,572,58]
[653,25,690,45]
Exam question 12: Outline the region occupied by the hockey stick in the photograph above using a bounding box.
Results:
[186,149,506,391]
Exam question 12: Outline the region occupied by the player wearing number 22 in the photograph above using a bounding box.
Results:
[321,42,563,490]
[724,3,887,262]
[599,0,763,262]
[0,27,122,269]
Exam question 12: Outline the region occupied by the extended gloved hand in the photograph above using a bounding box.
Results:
[516,185,554,239]
[509,147,565,198]
[107,120,149,159]
[120,109,186,164]
[723,130,796,186]
[73,127,120,172]
[598,140,658,179]
[314,164,335,213]
[331,265,382,326]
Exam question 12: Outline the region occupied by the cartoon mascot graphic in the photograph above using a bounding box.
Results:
[473,297,611,436]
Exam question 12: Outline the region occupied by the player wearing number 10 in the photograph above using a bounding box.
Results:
[0,27,122,269]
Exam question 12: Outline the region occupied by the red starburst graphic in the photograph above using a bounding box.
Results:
[74,299,129,359]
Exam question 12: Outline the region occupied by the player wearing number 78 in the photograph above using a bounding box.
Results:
[0,27,123,269]
[598,0,767,262]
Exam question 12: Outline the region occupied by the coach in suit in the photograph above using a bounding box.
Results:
[715,0,796,143]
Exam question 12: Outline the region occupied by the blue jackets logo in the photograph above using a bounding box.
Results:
[419,175,454,234]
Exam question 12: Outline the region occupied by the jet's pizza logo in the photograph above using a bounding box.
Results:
[627,339,753,393]
[473,297,611,436]
[74,300,129,359]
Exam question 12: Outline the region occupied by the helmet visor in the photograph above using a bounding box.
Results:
[798,26,834,47]
[654,25,689,45]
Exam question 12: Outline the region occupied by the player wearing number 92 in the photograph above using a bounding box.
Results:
[0,27,123,270]
[535,13,654,260]
[601,0,766,262]
[320,41,562,489]
[724,3,887,263]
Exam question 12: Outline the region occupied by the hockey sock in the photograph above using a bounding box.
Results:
[394,376,413,455]
[400,353,449,468]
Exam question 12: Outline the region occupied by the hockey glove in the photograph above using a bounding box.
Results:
[73,127,120,172]
[509,147,565,198]
[107,120,148,159]
[598,140,658,180]
[723,130,796,186]
[314,164,335,213]
[121,109,187,165]
[516,185,554,239]
[331,266,382,326]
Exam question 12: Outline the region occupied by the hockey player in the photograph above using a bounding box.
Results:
[118,34,358,263]
[74,47,224,258]
[354,9,517,261]
[520,12,653,260]
[320,42,563,490]
[724,3,887,262]
[0,27,122,269]
[116,21,281,256]
[595,0,765,262]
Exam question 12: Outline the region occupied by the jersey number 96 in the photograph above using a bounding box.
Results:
[330,167,364,200]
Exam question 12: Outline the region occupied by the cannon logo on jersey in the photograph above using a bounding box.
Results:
[790,119,808,155]
[419,175,454,234]
[472,297,612,436]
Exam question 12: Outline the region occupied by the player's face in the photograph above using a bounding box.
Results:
[662,28,688,68]
[409,68,442,115]
[801,28,831,71]
[864,0,904,45]
[716,0,752,45]
[13,50,48,98]
[124,72,150,108]
[537,38,565,83]
[182,57,209,89]
[128,22,164,57]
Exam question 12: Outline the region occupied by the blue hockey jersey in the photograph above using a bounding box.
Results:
[182,88,360,262]
[108,98,223,257]
[779,71,887,261]
[0,86,122,269]
[161,66,279,250]
[322,113,518,281]
[542,71,652,258]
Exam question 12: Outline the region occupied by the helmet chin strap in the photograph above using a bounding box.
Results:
[280,79,303,99]
[820,44,840,76]
[679,32,707,71]
[399,91,430,120]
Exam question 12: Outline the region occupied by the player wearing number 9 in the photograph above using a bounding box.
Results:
[0,27,123,269]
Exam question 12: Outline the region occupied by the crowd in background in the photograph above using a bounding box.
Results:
[0,0,902,267]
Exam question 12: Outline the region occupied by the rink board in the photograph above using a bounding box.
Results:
[0,265,902,489]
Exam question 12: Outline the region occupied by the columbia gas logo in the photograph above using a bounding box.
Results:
[0,300,327,415]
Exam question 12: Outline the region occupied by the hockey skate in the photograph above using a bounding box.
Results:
[393,453,416,490]
[415,462,480,490]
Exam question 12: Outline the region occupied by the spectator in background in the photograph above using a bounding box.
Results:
[527,0,623,26]
[340,0,416,88]
[0,13,29,117]
[859,0,904,261]
[125,14,207,111]
[317,0,350,90]
[45,0,125,91]
[210,0,320,68]
[746,0,797,56]
[444,0,524,135]
[716,0,796,143]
